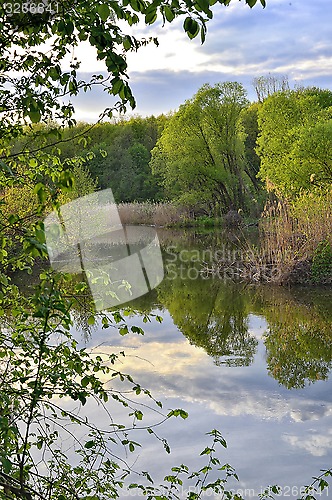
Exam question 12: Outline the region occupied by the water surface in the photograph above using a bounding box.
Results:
[73,228,332,498]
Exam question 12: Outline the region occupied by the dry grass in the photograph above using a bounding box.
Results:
[259,191,332,283]
[204,190,332,285]
[117,202,191,227]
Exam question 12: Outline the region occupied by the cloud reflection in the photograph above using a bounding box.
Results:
[91,331,332,427]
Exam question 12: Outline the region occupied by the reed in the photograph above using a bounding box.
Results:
[259,190,332,283]
[117,201,191,227]
[205,189,332,285]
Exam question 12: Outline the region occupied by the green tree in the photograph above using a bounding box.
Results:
[150,82,255,215]
[256,87,332,197]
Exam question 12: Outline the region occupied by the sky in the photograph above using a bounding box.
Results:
[70,0,332,121]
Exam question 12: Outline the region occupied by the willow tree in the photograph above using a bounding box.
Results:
[150,82,257,215]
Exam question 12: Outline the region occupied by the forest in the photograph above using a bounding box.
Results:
[9,77,332,213]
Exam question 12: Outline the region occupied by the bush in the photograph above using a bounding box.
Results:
[312,239,332,283]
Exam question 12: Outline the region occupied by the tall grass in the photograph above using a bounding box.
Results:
[258,190,332,283]
[117,201,191,227]
[206,189,332,285]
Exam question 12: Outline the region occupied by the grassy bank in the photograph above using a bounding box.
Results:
[118,202,245,228]
[205,191,332,285]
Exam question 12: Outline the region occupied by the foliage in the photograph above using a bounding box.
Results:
[0,0,269,497]
[311,239,332,283]
[239,103,265,211]
[150,82,259,215]
[256,87,332,197]
[8,116,167,203]
[1,0,332,497]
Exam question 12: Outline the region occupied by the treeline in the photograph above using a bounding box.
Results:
[10,77,332,220]
[11,115,167,203]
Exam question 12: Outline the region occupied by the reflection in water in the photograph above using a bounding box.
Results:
[12,228,332,497]
[158,272,258,367]
[254,286,332,389]
[126,229,332,389]
[7,228,332,498]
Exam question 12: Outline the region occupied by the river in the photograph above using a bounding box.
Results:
[67,228,332,499]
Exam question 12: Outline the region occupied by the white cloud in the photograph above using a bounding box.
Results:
[66,0,332,118]
[90,336,332,425]
[284,430,332,457]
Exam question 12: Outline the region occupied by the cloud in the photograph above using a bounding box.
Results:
[84,325,332,429]
[68,1,332,119]
[284,430,332,457]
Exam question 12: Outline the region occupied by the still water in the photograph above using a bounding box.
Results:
[72,228,332,498]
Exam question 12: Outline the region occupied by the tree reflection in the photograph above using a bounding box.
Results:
[256,287,332,389]
[158,260,258,366]
[13,229,332,389]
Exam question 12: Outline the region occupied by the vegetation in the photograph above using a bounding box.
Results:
[118,201,191,226]
[150,82,260,216]
[257,87,332,197]
[1,0,332,497]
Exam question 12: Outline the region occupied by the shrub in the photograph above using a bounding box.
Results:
[312,239,332,283]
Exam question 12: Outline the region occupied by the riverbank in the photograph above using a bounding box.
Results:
[118,197,332,286]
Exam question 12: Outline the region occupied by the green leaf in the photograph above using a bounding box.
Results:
[97,4,110,21]
[200,446,213,455]
[164,6,175,22]
[87,315,95,326]
[135,410,143,420]
[33,183,48,204]
[0,457,12,473]
[195,0,212,16]
[246,0,257,6]
[84,440,95,449]
[29,110,41,123]
[167,408,188,419]
[183,17,200,39]
[145,8,157,24]
[29,158,38,167]
[119,326,128,336]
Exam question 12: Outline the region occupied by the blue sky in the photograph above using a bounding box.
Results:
[71,0,332,121]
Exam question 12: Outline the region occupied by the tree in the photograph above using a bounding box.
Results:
[150,82,256,215]
[252,74,289,102]
[256,87,332,197]
[240,103,261,192]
